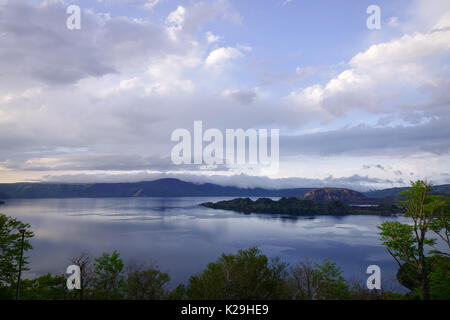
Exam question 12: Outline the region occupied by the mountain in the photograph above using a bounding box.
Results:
[300,188,369,204]
[362,184,450,205]
[364,184,450,198]
[0,178,448,201]
[0,178,312,199]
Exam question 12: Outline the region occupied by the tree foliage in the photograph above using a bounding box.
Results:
[20,273,67,300]
[0,213,33,287]
[312,260,350,299]
[92,251,125,299]
[126,263,170,300]
[287,259,351,300]
[378,180,450,300]
[186,247,289,299]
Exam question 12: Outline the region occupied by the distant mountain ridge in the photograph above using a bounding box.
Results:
[0,178,312,199]
[363,184,450,198]
[0,178,448,200]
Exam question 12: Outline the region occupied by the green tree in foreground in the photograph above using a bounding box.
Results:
[92,250,125,299]
[288,259,353,300]
[312,260,350,299]
[378,180,450,300]
[0,213,34,296]
[428,256,450,299]
[429,197,450,252]
[20,273,67,300]
[186,247,289,299]
[396,255,450,299]
[126,263,170,299]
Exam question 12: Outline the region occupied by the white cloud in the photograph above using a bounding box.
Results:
[204,46,251,72]
[205,46,243,64]
[164,1,240,41]
[288,10,450,117]
[146,50,201,93]
[166,5,186,40]
[206,31,220,43]
[167,5,186,26]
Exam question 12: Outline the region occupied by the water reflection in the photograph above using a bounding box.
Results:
[2,197,410,289]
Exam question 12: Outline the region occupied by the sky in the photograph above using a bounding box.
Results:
[0,0,449,190]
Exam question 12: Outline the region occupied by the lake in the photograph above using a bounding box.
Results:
[2,197,410,290]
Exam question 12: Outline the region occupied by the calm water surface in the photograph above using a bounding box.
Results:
[2,197,410,289]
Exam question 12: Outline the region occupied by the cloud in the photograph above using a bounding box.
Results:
[0,0,190,88]
[2,154,175,171]
[40,171,401,191]
[288,11,450,118]
[144,0,160,10]
[205,46,244,66]
[204,45,251,71]
[166,5,186,40]
[0,0,448,188]
[206,31,220,43]
[280,117,450,157]
[363,164,385,171]
[223,88,257,105]
[168,0,242,38]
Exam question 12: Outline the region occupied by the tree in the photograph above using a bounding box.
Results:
[378,180,449,300]
[429,196,450,253]
[186,247,289,299]
[20,273,67,300]
[92,251,125,299]
[396,255,450,299]
[312,260,350,300]
[166,284,187,300]
[287,259,316,299]
[428,256,450,300]
[125,263,170,300]
[288,259,403,300]
[0,213,34,289]
[287,259,350,300]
